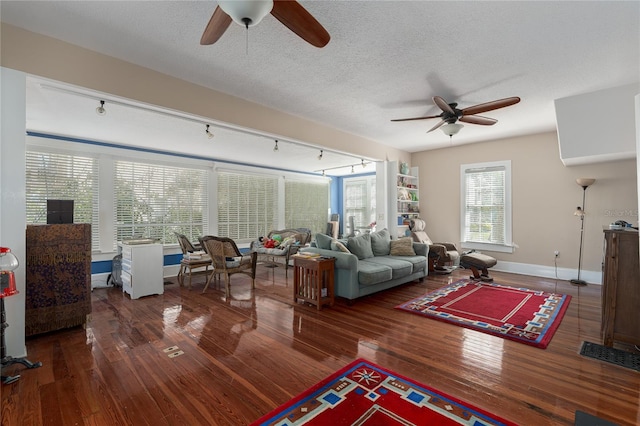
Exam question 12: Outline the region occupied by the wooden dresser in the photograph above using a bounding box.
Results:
[25,224,92,336]
[601,229,640,347]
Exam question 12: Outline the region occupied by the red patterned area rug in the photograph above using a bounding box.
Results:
[251,358,517,425]
[396,279,571,349]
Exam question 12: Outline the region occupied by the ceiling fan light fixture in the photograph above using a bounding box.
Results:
[96,100,106,116]
[218,0,273,28]
[441,123,463,137]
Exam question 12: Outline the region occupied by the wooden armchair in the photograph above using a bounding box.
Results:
[199,235,257,296]
[175,232,211,290]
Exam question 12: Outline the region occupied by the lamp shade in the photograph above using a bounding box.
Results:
[576,178,595,188]
[441,123,464,136]
[218,0,273,27]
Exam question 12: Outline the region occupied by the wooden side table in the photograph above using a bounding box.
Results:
[293,256,335,310]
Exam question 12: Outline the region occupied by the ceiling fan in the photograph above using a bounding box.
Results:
[200,0,330,48]
[391,96,521,136]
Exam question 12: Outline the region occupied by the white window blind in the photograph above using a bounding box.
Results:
[217,171,277,242]
[343,176,376,231]
[26,151,100,250]
[461,161,512,252]
[115,161,208,247]
[285,179,329,234]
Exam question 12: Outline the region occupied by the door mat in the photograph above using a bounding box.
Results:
[575,410,619,426]
[579,341,640,372]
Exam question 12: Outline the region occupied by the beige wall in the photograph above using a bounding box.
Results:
[412,131,638,276]
[0,23,410,165]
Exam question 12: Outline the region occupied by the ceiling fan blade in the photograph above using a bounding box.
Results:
[271,0,330,47]
[391,114,442,122]
[433,96,456,115]
[200,6,233,45]
[462,97,521,116]
[459,115,497,126]
[427,120,446,133]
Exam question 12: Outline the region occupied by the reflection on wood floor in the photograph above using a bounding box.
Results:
[2,265,639,425]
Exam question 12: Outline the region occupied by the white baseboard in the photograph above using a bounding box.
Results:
[492,261,602,285]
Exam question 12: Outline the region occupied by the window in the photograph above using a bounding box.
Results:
[343,176,376,233]
[217,171,277,242]
[115,160,208,246]
[285,179,329,234]
[460,161,512,253]
[26,151,100,251]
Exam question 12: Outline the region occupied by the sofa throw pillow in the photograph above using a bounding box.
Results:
[370,228,391,256]
[315,233,334,250]
[331,240,351,253]
[389,237,416,256]
[347,233,374,260]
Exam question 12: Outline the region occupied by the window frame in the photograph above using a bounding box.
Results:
[284,177,330,235]
[25,149,101,251]
[342,175,376,234]
[459,160,513,253]
[114,159,209,248]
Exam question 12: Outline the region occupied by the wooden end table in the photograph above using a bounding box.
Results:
[293,256,335,310]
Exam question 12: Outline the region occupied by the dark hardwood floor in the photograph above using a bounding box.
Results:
[2,265,639,425]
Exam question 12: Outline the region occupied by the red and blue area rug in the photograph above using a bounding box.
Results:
[396,279,571,349]
[251,358,516,425]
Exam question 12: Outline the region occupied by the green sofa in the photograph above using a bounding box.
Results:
[300,229,428,301]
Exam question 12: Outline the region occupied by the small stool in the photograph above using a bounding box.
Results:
[460,252,497,282]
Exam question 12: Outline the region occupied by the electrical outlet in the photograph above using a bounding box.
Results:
[554,250,559,257]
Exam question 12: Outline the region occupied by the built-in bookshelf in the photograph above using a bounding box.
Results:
[388,161,419,238]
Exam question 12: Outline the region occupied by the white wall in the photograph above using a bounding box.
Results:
[555,83,640,166]
[1,67,27,358]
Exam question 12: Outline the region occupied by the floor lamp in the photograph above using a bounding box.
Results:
[570,178,596,286]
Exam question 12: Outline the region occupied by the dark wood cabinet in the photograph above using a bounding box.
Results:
[25,224,92,336]
[601,229,640,347]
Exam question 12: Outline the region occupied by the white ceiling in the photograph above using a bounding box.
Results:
[2,1,639,175]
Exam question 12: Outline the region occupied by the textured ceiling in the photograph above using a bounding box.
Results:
[2,1,639,175]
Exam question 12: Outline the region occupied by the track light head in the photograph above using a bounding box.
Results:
[96,100,106,116]
[205,124,214,139]
[273,140,279,152]
[318,149,323,160]
[351,165,355,173]
[361,159,366,168]
[321,170,325,176]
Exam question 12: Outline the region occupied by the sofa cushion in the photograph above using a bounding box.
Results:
[370,228,391,256]
[331,240,350,253]
[381,255,426,274]
[347,233,374,260]
[389,237,416,256]
[357,261,393,286]
[366,257,413,279]
[315,233,334,250]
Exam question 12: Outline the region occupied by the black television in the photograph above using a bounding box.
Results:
[46,199,74,224]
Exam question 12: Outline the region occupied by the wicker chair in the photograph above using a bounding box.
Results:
[175,232,211,290]
[199,235,257,296]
